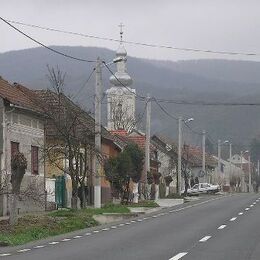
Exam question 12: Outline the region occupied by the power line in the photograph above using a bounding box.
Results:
[72,67,96,100]
[156,98,260,106]
[6,19,260,57]
[0,16,96,63]
[153,98,178,121]
[103,62,146,101]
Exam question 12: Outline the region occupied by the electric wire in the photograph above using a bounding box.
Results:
[6,19,260,57]
[72,67,96,100]
[0,16,96,63]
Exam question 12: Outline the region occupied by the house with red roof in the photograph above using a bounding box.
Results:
[0,77,45,216]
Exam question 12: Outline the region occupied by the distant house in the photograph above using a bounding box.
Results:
[0,77,45,216]
[183,145,217,184]
[151,134,177,195]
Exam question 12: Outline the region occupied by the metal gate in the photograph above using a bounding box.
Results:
[55,175,66,208]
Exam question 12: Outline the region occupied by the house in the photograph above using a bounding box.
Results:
[182,145,217,184]
[17,87,122,207]
[212,156,243,191]
[0,77,45,216]
[151,134,177,195]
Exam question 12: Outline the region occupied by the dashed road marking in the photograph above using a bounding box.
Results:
[102,228,110,231]
[0,253,12,257]
[250,204,254,207]
[85,233,92,236]
[218,225,227,230]
[238,212,243,215]
[93,230,100,233]
[253,202,256,205]
[169,252,188,260]
[61,238,71,242]
[17,249,31,253]
[199,236,211,242]
[137,219,143,222]
[34,245,46,248]
[230,217,237,221]
[111,226,117,229]
[125,222,131,225]
[245,208,250,211]
[49,242,59,245]
[131,220,136,223]
[118,223,125,226]
[73,235,82,239]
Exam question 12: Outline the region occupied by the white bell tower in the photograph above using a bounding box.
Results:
[107,24,136,132]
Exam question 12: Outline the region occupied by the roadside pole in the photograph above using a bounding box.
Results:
[144,94,151,198]
[178,117,182,195]
[229,143,232,190]
[94,57,102,208]
[202,130,206,182]
[249,155,252,193]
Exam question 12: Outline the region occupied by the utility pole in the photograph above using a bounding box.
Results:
[218,140,221,175]
[94,57,102,208]
[202,130,206,182]
[144,94,151,196]
[240,151,245,192]
[249,155,252,193]
[229,143,232,189]
[178,116,183,195]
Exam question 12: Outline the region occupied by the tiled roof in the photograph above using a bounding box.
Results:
[0,77,40,113]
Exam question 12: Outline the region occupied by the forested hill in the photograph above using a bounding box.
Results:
[1,46,260,151]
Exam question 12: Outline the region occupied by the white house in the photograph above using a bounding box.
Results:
[0,78,45,216]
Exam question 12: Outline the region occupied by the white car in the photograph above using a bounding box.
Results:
[182,183,220,196]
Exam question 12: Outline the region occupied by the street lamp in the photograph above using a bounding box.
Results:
[240,150,249,193]
[178,116,194,195]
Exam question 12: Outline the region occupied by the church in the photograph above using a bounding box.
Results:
[106,26,136,132]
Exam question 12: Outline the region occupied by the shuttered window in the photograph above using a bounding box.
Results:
[11,142,19,159]
[31,146,39,175]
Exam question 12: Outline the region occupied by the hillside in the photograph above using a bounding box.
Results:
[0,46,260,150]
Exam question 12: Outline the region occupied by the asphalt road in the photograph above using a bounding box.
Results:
[1,193,260,260]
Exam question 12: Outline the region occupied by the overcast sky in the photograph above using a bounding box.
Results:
[1,0,260,61]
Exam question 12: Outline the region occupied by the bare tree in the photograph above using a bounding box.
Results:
[35,66,102,209]
[110,98,136,132]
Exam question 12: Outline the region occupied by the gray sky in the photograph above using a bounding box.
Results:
[1,0,260,61]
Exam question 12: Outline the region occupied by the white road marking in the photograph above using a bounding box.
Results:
[102,228,110,231]
[250,204,254,207]
[230,217,237,221]
[111,226,117,229]
[49,242,59,245]
[73,235,82,239]
[169,252,188,260]
[125,222,131,225]
[199,236,211,242]
[85,233,91,236]
[0,253,11,256]
[253,202,256,205]
[34,245,46,248]
[93,230,100,233]
[61,238,71,242]
[131,220,136,223]
[218,225,227,230]
[17,249,31,253]
[152,215,158,218]
[118,224,125,226]
[245,208,250,211]
[137,219,143,222]
[238,212,243,215]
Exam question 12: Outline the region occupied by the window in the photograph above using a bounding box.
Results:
[11,142,19,159]
[31,146,39,175]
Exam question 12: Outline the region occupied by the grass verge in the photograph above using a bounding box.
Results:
[0,204,130,246]
[127,200,159,208]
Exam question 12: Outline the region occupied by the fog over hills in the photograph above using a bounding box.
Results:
[0,46,260,152]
